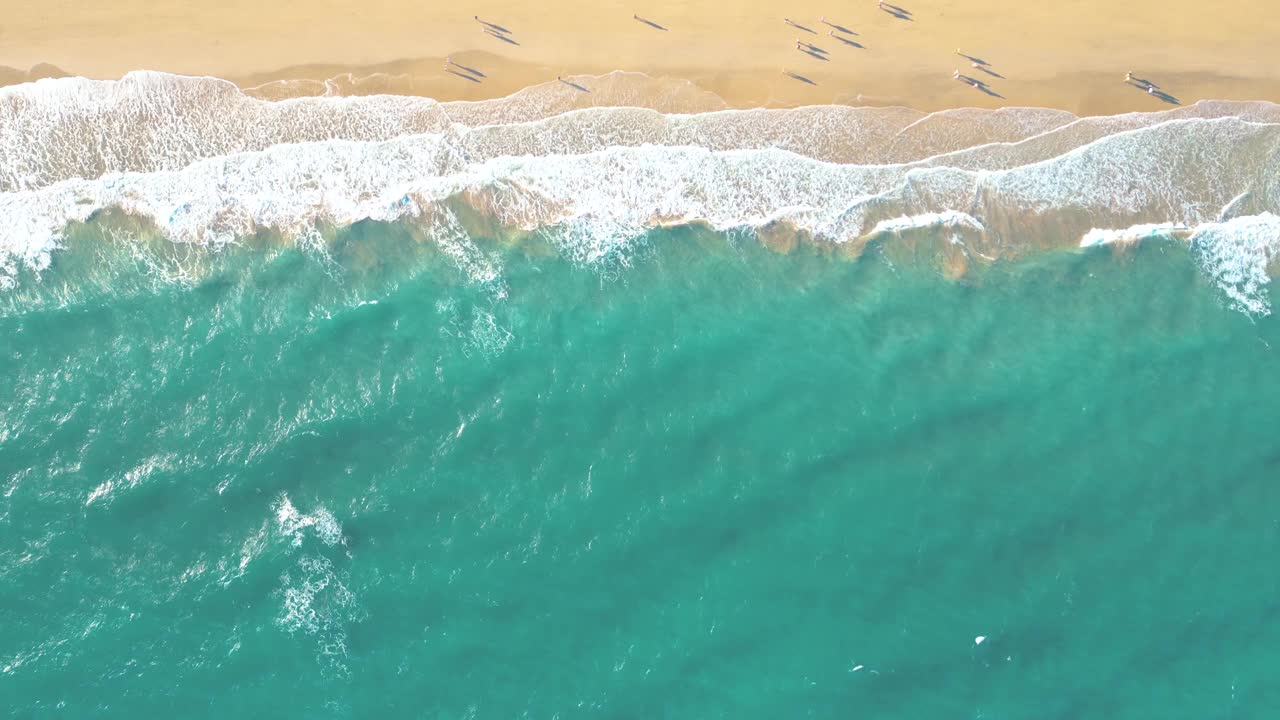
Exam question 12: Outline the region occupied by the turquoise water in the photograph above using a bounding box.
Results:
[3,223,1279,718]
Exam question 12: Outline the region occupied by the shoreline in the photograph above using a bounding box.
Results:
[5,59,1280,117]
[2,1,1279,116]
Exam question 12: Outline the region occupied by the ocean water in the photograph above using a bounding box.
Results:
[3,73,1280,718]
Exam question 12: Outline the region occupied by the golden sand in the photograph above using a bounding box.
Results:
[1,0,1278,114]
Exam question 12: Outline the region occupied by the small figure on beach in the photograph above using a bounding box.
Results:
[796,39,828,54]
[971,62,1006,79]
[784,18,818,34]
[1122,71,1178,103]
[796,43,829,61]
[482,27,520,45]
[1125,71,1158,88]
[444,66,482,83]
[783,69,818,85]
[446,56,487,78]
[820,16,857,35]
[829,30,864,48]
[474,16,512,34]
[954,70,1005,97]
[557,76,591,93]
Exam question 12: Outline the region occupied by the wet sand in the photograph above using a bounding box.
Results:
[1,0,1278,114]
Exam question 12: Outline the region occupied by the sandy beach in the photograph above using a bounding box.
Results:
[2,0,1279,114]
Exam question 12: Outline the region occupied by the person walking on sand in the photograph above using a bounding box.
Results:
[474,15,513,34]
[1125,71,1160,88]
[784,18,817,33]
[820,16,856,34]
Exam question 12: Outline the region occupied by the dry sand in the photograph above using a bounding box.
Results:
[1,0,1278,115]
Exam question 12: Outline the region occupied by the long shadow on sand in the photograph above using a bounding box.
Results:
[973,83,1005,99]
[785,18,818,34]
[447,60,486,78]
[634,15,668,31]
[475,16,512,34]
[484,30,520,46]
[881,3,913,20]
[558,77,591,93]
[821,18,857,35]
[784,71,817,86]
[1127,81,1180,104]
[445,69,481,83]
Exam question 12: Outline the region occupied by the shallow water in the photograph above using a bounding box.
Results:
[3,76,1279,311]
[3,222,1279,717]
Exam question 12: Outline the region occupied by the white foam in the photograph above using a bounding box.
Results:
[278,555,357,636]
[2,115,1274,284]
[1190,212,1280,315]
[1078,213,1280,315]
[12,71,1270,197]
[277,554,363,675]
[267,494,363,674]
[990,117,1279,218]
[0,76,1277,313]
[273,494,345,548]
[917,100,1280,174]
[0,71,929,192]
[1080,223,1188,247]
[868,211,985,235]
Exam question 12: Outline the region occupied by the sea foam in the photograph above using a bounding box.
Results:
[1,72,1278,312]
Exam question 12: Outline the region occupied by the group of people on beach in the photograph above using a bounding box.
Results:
[449,7,1177,106]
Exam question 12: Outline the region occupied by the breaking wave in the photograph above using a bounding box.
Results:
[272,495,362,677]
[1,71,1278,312]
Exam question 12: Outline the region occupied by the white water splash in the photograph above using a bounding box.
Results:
[0,73,1277,312]
[273,494,346,548]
